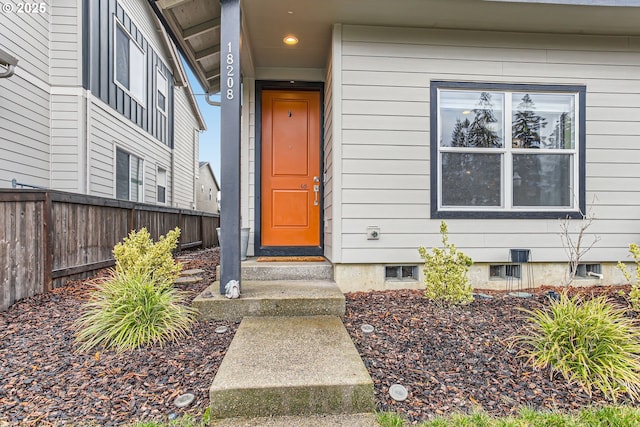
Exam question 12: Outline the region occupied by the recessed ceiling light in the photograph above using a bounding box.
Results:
[283,35,299,45]
[287,10,294,14]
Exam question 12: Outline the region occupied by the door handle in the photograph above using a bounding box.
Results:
[313,184,319,206]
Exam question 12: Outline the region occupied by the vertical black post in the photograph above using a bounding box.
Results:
[219,0,242,295]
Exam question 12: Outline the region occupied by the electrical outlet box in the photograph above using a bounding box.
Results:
[367,226,380,240]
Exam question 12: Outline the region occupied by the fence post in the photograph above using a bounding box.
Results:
[42,191,54,292]
[178,209,183,250]
[129,205,135,232]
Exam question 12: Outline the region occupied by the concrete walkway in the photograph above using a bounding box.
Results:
[209,315,374,418]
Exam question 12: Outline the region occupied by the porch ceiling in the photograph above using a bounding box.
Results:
[153,0,640,95]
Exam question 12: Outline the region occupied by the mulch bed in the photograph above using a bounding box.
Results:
[0,247,635,425]
[0,248,233,427]
[343,286,633,423]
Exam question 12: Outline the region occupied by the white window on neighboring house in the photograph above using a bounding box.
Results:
[157,167,167,204]
[114,20,146,107]
[156,68,168,115]
[116,148,144,202]
[209,188,212,200]
[431,81,585,219]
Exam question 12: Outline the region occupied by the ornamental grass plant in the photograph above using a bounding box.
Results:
[75,271,197,353]
[75,228,196,353]
[518,292,640,401]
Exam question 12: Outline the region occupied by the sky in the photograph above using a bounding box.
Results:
[183,61,221,181]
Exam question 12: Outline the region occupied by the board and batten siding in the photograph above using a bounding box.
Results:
[337,24,640,264]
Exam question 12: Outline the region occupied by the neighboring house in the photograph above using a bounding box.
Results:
[154,0,640,291]
[196,161,220,214]
[0,0,206,209]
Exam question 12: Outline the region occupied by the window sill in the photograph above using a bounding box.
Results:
[431,209,583,220]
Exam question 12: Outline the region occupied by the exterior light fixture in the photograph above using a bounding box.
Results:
[283,35,299,45]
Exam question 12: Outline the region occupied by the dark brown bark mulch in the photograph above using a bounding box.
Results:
[0,248,233,426]
[0,248,635,425]
[343,287,632,423]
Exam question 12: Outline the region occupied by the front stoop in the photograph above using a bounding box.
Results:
[215,260,334,281]
[209,316,375,419]
[193,280,345,321]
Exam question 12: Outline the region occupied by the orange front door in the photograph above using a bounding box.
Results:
[261,90,321,247]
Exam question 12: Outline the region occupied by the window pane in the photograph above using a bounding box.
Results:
[157,70,168,112]
[512,93,575,149]
[115,149,129,200]
[115,25,130,89]
[157,168,166,203]
[129,44,146,104]
[130,156,143,202]
[513,154,572,207]
[440,91,504,148]
[441,153,502,206]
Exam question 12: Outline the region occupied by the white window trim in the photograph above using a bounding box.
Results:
[113,18,147,108]
[115,146,145,203]
[157,166,168,205]
[436,87,581,214]
[156,67,168,116]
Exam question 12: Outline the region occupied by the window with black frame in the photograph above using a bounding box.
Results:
[431,81,585,218]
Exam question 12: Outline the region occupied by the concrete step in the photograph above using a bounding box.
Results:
[192,280,345,321]
[211,413,379,426]
[216,259,333,281]
[209,316,375,419]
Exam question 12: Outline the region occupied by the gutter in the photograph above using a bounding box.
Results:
[0,47,18,78]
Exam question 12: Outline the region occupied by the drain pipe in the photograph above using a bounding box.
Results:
[206,92,221,106]
[0,48,18,78]
[587,271,604,280]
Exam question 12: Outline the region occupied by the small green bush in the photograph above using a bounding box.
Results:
[617,243,640,310]
[113,227,182,285]
[418,221,473,306]
[75,270,197,353]
[518,292,640,401]
[76,227,195,353]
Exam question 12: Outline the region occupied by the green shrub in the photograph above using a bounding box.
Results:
[617,243,640,310]
[75,270,197,353]
[113,227,182,285]
[418,221,473,306]
[76,227,195,353]
[518,292,640,401]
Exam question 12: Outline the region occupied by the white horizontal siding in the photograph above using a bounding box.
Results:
[324,53,334,260]
[172,86,199,209]
[338,24,640,264]
[0,0,50,83]
[50,0,81,86]
[50,93,82,191]
[89,96,172,200]
[0,73,50,189]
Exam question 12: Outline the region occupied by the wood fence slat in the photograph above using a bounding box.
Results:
[1,190,219,311]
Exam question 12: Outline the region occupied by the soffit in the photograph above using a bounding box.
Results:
[155,0,640,94]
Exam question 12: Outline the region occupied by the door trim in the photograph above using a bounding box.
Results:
[254,81,325,257]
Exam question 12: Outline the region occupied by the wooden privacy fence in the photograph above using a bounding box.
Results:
[0,190,220,311]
